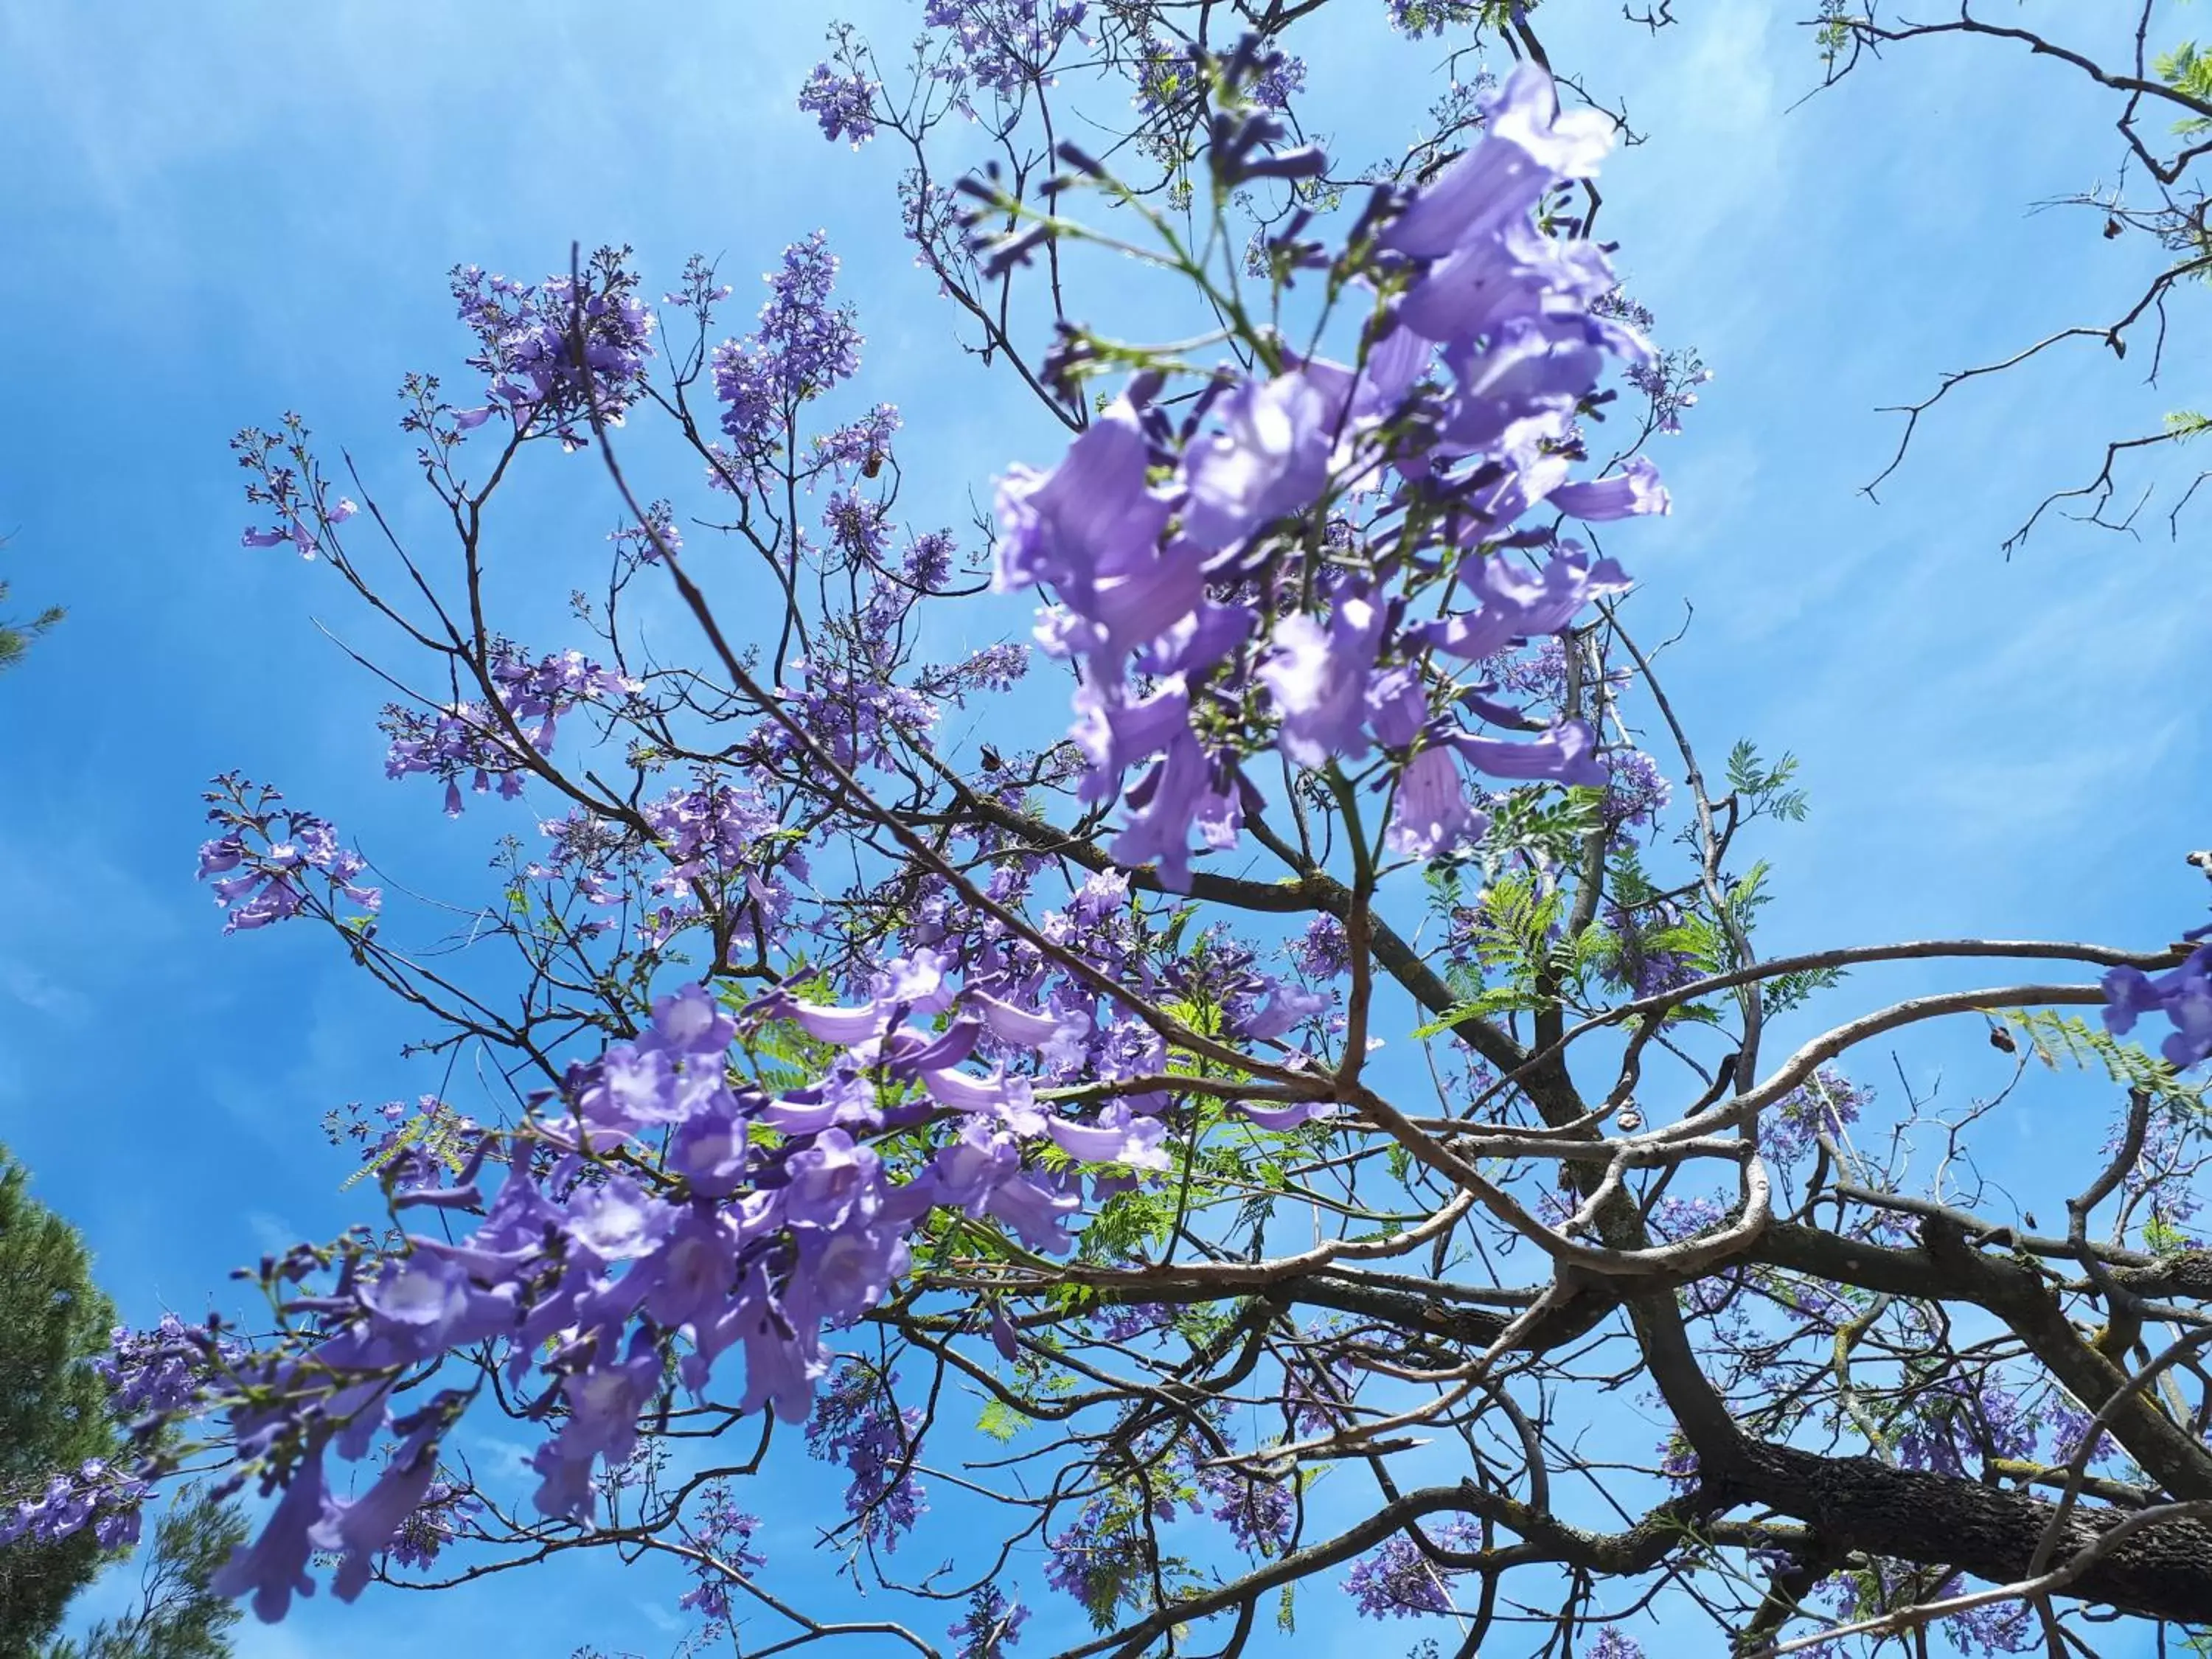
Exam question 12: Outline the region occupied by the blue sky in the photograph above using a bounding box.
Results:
[1,1,2207,1655]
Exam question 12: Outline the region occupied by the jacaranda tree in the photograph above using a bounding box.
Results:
[10,4,2212,1656]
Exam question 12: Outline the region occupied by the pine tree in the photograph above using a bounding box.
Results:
[42,1488,248,1659]
[0,1147,116,1656]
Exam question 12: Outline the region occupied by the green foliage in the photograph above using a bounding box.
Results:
[736,973,844,1095]
[1411,869,1615,1036]
[1470,783,1604,877]
[974,1397,1031,1444]
[0,573,65,676]
[0,1147,117,1658]
[1997,1009,2209,1112]
[42,1486,248,1659]
[338,1099,470,1192]
[1725,742,1809,824]
[1759,965,1846,1017]
[1059,1474,1205,1632]
[2155,41,2212,134]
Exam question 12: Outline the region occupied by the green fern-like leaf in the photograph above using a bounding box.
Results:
[1999,1009,2208,1110]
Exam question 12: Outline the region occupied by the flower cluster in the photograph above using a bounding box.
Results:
[380,645,636,816]
[1815,1561,2035,1657]
[640,774,799,922]
[768,655,942,773]
[98,1312,242,1420]
[804,1367,928,1549]
[234,417,359,557]
[2104,1100,2208,1250]
[447,247,657,447]
[799,61,878,147]
[674,1482,766,1630]
[2102,935,2212,1068]
[922,0,1089,108]
[1600,894,1702,1005]
[1285,913,1350,981]
[1891,1376,2036,1477]
[712,234,867,484]
[384,1474,478,1573]
[79,960,1161,1618]
[992,66,1663,888]
[196,776,381,932]
[949,1582,1029,1658]
[1599,746,1671,832]
[0,1460,148,1553]
[1762,1068,1865,1165]
[1197,1464,1296,1555]
[1344,1518,1481,1617]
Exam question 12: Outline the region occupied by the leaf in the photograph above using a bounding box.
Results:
[1998,1009,2208,1110]
[1411,984,1554,1038]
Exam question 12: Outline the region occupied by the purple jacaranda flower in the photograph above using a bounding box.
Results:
[1397,209,1622,347]
[211,1441,330,1623]
[636,1206,744,1335]
[968,991,1092,1059]
[2103,940,2212,1068]
[641,983,740,1057]
[669,1091,756,1198]
[876,947,959,1014]
[782,1130,883,1231]
[1257,592,1389,768]
[1344,1519,1481,1618]
[1066,680,1192,803]
[1199,1464,1296,1556]
[1287,914,1351,981]
[793,1224,910,1327]
[1411,547,1632,661]
[1180,370,1343,552]
[713,234,866,474]
[566,1176,676,1262]
[198,782,382,933]
[1433,322,1609,454]
[725,1273,827,1425]
[1600,746,1671,832]
[785,996,886,1045]
[1385,746,1484,858]
[931,1119,1024,1212]
[1234,1099,1343,1131]
[531,1330,664,1522]
[994,401,1172,600]
[447,249,656,449]
[314,1442,441,1603]
[1550,455,1670,521]
[1446,720,1605,787]
[916,1067,1042,1135]
[355,1255,515,1360]
[1109,728,1254,891]
[1763,1068,1865,1164]
[986,1171,1082,1254]
[1045,1103,1170,1169]
[1381,65,1615,260]
[1235,981,1331,1040]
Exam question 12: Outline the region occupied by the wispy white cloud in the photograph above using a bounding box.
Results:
[0,957,90,1022]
